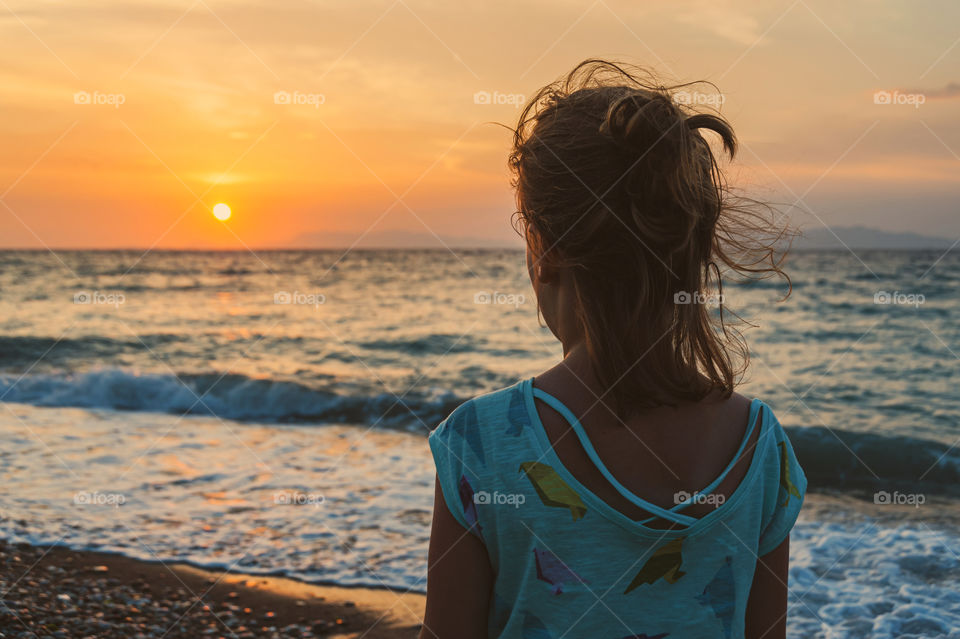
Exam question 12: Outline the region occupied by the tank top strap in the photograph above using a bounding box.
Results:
[690,398,763,500]
[532,389,765,527]
[532,388,698,527]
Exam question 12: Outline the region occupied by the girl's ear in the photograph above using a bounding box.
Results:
[536,260,560,285]
[527,238,561,286]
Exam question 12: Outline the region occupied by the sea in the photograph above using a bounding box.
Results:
[0,249,958,638]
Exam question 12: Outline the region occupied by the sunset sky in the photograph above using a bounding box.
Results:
[1,0,958,249]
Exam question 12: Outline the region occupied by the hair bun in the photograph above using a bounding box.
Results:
[600,92,686,163]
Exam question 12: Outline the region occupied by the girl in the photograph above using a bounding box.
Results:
[422,60,805,639]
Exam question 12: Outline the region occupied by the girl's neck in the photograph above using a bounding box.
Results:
[559,340,591,375]
[541,341,604,405]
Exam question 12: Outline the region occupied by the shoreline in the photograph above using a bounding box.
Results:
[0,539,424,638]
[2,493,956,638]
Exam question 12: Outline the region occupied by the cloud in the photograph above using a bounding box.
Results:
[904,82,960,100]
[675,1,764,47]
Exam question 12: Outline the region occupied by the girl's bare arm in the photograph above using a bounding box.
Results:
[745,536,790,639]
[420,478,493,639]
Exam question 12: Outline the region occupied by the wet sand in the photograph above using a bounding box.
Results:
[0,539,424,638]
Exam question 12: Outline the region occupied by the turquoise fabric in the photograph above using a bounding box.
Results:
[428,378,807,639]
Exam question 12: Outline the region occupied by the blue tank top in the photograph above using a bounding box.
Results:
[428,378,807,639]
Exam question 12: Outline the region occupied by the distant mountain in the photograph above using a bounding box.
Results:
[283,225,951,251]
[792,226,954,250]
[287,229,521,249]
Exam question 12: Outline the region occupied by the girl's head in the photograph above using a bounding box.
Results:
[510,59,789,412]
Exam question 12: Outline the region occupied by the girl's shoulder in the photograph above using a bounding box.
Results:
[431,379,529,438]
[427,379,534,536]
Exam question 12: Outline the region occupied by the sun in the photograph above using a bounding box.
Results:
[212,203,231,221]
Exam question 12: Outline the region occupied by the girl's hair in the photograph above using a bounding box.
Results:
[510,59,791,412]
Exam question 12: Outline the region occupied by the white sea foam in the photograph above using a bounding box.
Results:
[0,368,459,429]
[788,516,960,638]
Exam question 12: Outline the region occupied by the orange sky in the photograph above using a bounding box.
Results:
[1,0,958,249]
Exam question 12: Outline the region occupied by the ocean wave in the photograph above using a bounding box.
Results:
[0,332,539,373]
[358,334,480,355]
[0,335,183,367]
[0,369,462,430]
[2,367,959,497]
[789,426,960,498]
[357,334,530,358]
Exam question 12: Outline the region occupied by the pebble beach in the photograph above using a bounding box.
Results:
[0,540,424,639]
